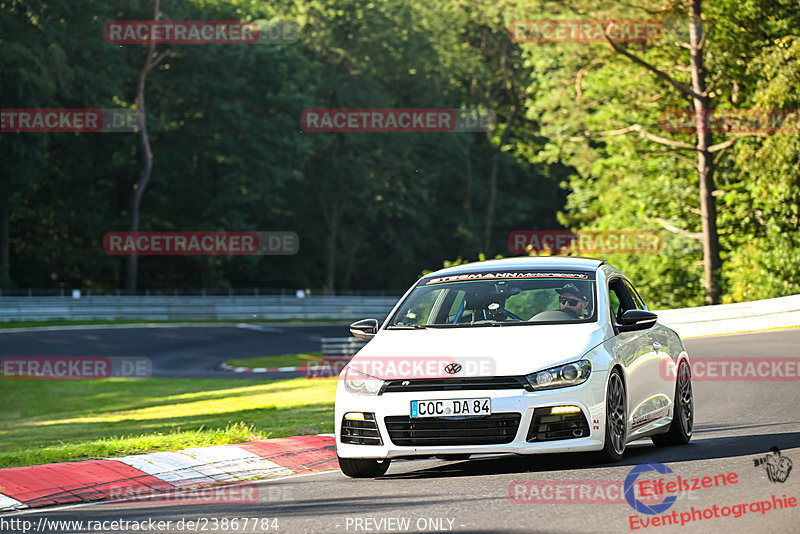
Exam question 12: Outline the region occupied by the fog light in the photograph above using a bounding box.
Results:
[550,405,581,415]
[344,412,365,421]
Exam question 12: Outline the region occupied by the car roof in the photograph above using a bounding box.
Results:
[422,256,605,278]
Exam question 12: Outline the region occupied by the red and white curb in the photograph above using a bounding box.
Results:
[0,435,336,511]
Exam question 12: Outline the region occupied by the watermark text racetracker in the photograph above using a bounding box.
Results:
[300,108,495,132]
[661,357,800,381]
[104,19,298,45]
[342,356,495,381]
[104,231,299,255]
[509,19,663,43]
[509,230,664,255]
[661,109,800,134]
[1,108,138,133]
[1,357,151,379]
[105,482,291,506]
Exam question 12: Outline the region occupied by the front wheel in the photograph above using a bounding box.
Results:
[595,369,627,462]
[652,359,693,446]
[337,455,391,478]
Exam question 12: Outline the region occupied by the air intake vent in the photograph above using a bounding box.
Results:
[385,413,521,446]
[341,413,383,445]
[526,408,590,442]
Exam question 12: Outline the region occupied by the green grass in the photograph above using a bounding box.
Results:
[226,352,323,368]
[0,318,347,329]
[0,377,337,468]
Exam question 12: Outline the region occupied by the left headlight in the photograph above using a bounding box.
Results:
[526,360,591,390]
[342,366,384,396]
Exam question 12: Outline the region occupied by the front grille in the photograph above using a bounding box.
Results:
[526,408,590,442]
[341,413,383,445]
[384,413,521,446]
[382,376,529,394]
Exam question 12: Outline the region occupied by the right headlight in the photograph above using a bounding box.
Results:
[342,366,384,396]
[526,360,591,390]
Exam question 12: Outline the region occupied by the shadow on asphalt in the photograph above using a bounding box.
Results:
[379,426,800,480]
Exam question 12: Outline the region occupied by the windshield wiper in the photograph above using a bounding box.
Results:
[386,324,427,329]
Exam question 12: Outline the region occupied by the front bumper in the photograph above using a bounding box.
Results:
[335,371,609,459]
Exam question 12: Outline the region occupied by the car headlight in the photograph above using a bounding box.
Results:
[342,366,384,395]
[526,360,591,390]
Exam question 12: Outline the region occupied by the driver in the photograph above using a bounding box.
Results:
[556,283,590,319]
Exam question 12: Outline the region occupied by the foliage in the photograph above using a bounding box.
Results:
[2,0,798,305]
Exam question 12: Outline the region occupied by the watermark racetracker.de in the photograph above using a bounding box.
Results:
[103,231,299,255]
[508,230,664,255]
[661,109,800,134]
[509,19,664,43]
[300,108,495,133]
[1,108,138,133]
[338,356,496,381]
[104,19,298,45]
[661,357,800,381]
[1,356,152,379]
[105,482,293,506]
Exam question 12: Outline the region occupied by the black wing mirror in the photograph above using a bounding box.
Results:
[618,310,658,332]
[350,318,379,340]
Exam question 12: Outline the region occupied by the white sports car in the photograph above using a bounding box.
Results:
[335,257,693,477]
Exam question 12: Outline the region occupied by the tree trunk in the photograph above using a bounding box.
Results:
[689,0,721,304]
[124,0,167,293]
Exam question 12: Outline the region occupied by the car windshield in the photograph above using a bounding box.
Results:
[388,271,596,327]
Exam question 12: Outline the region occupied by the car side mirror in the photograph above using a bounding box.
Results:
[618,309,658,332]
[350,318,379,340]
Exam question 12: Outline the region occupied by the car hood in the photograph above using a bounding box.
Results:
[348,323,608,379]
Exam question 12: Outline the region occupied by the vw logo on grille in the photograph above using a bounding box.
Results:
[444,363,462,375]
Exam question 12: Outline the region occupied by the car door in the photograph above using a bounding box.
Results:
[603,277,669,437]
[621,278,674,435]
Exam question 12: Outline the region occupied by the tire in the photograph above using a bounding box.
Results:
[652,359,693,446]
[595,369,627,463]
[337,455,391,478]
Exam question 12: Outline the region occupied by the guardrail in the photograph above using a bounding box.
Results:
[321,337,368,357]
[0,295,401,322]
[655,294,800,338]
[3,292,798,337]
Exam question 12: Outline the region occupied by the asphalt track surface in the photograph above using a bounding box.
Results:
[2,328,800,533]
[0,323,351,379]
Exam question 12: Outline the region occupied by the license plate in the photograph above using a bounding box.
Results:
[410,398,491,418]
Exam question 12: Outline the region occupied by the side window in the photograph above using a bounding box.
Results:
[609,288,622,323]
[623,279,647,310]
[608,278,636,325]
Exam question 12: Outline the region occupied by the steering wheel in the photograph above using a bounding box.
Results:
[487,303,524,321]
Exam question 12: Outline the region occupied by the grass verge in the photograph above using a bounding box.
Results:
[0,376,336,468]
